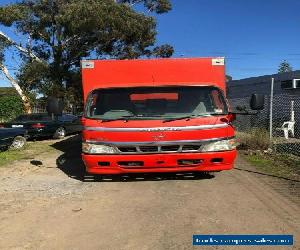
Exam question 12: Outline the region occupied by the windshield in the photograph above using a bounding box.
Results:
[14,114,53,121]
[85,86,228,120]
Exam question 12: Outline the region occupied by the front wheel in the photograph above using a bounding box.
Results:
[10,136,26,150]
[53,127,66,139]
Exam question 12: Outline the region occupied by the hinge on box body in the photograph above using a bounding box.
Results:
[212,58,225,66]
[81,61,94,69]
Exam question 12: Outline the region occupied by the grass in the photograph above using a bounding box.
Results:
[244,152,300,181]
[236,128,299,180]
[236,128,270,150]
[0,140,58,167]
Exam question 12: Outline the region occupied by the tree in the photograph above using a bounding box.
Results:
[116,0,171,13]
[278,60,293,73]
[0,34,37,113]
[0,0,173,112]
[0,87,23,121]
[226,75,232,82]
[153,44,174,58]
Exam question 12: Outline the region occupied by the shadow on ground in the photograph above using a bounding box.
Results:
[235,167,300,183]
[51,135,215,182]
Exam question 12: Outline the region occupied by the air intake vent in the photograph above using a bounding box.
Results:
[182,145,201,151]
[139,146,158,152]
[161,145,180,151]
[118,147,137,153]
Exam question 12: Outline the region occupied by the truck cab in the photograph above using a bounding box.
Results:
[81,58,237,174]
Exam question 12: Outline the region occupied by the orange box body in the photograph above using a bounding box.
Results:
[81,58,237,174]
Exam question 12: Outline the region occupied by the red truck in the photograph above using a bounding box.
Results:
[80,58,263,175]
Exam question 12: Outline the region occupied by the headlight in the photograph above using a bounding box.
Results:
[201,139,237,152]
[82,143,119,154]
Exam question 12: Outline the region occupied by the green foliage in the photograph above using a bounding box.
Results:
[0,36,11,62]
[16,60,50,93]
[118,0,171,13]
[153,44,174,58]
[278,60,293,73]
[0,87,18,97]
[236,128,270,150]
[226,75,232,82]
[0,4,28,26]
[0,0,173,107]
[0,94,24,121]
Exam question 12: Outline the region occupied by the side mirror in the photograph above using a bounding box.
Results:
[250,94,265,110]
[46,97,64,116]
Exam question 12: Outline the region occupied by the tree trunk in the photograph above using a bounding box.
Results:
[0,31,43,63]
[0,63,32,114]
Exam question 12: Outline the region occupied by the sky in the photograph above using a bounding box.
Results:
[0,0,300,87]
[154,0,300,79]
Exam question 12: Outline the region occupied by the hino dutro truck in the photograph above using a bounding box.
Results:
[80,57,264,175]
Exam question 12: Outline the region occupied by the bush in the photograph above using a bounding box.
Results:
[236,128,270,150]
[0,95,24,122]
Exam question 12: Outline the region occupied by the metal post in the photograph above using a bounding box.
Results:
[291,100,295,122]
[269,78,274,141]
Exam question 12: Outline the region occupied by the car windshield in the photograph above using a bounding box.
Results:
[14,114,52,121]
[57,114,77,122]
[85,86,228,120]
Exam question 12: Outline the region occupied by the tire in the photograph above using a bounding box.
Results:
[53,127,66,139]
[10,136,26,150]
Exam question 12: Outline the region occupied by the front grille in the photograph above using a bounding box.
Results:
[115,143,203,154]
[182,144,201,151]
[139,146,158,152]
[161,145,180,151]
[118,147,137,153]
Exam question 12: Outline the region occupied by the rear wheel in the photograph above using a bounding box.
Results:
[53,127,66,139]
[10,136,26,150]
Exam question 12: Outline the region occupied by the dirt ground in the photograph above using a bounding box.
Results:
[0,135,299,250]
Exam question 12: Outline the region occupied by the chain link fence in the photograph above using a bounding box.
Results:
[230,93,300,156]
[32,104,46,114]
[31,104,75,114]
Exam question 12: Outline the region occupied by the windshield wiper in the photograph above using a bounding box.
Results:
[163,112,228,123]
[162,115,200,123]
[100,115,136,122]
[162,113,227,123]
[100,114,165,122]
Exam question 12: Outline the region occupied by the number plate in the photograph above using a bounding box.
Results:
[12,125,23,128]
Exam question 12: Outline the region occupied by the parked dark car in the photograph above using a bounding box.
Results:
[2,113,82,139]
[0,128,27,150]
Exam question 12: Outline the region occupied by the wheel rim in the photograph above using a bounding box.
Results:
[11,137,25,149]
[57,128,65,137]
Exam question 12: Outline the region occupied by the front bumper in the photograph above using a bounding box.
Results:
[82,150,237,174]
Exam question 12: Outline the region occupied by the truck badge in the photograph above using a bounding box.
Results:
[152,133,165,141]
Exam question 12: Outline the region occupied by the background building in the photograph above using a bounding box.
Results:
[227,70,300,141]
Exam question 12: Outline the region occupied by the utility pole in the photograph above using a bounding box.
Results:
[269,78,274,141]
